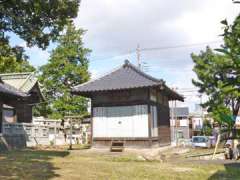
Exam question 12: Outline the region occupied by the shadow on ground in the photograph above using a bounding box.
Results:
[208,162,240,180]
[0,149,69,180]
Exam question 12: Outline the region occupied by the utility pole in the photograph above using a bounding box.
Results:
[54,121,57,145]
[171,100,175,143]
[199,94,204,134]
[174,99,177,146]
[66,91,73,150]
[171,87,177,145]
[69,116,73,150]
[136,44,141,69]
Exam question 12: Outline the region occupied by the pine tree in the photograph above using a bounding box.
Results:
[192,13,240,136]
[38,23,91,118]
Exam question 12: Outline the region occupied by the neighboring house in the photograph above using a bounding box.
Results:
[0,80,28,149]
[72,60,184,148]
[0,80,28,132]
[190,113,203,135]
[0,73,43,150]
[170,107,191,142]
[190,105,213,136]
[0,72,44,123]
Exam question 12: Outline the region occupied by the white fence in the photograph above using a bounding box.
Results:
[2,122,90,146]
[2,122,64,146]
[3,122,60,137]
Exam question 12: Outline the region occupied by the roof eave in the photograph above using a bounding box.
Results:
[71,84,163,97]
[162,85,184,102]
[0,91,29,100]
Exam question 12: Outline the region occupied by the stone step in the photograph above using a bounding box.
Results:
[110,141,124,152]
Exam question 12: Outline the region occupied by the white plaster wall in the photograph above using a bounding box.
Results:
[93,105,148,138]
[180,119,188,127]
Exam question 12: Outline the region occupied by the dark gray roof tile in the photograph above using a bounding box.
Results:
[170,107,189,117]
[72,60,184,101]
[0,82,27,97]
[73,60,163,92]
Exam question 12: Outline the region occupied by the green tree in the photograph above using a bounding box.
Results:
[39,23,91,118]
[192,47,238,133]
[0,0,80,73]
[0,0,80,49]
[233,0,240,3]
[191,13,240,136]
[0,41,35,73]
[201,120,212,136]
[211,105,234,136]
[217,16,240,117]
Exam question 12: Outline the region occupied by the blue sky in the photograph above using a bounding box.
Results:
[8,0,240,111]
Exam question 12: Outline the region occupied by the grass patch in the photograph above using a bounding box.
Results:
[0,149,69,180]
[107,154,144,162]
[185,148,224,158]
[0,148,239,180]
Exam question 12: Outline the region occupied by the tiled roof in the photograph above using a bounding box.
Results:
[73,60,163,92]
[170,107,189,117]
[72,60,184,101]
[0,72,38,93]
[0,81,27,97]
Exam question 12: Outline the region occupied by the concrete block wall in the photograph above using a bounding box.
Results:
[0,134,26,151]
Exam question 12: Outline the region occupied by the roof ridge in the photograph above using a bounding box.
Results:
[72,60,165,92]
[73,59,165,89]
[0,82,27,97]
[19,72,37,91]
[72,60,184,101]
[0,72,34,76]
[73,63,124,90]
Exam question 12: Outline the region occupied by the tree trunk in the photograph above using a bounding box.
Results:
[212,134,221,160]
[231,104,239,153]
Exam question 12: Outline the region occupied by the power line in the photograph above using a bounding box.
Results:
[137,40,221,69]
[90,40,222,62]
[177,89,199,92]
[140,40,221,52]
[90,50,133,62]
[143,65,193,72]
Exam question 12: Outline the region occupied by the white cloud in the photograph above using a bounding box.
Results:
[168,0,239,43]
[19,42,50,67]
[75,0,238,54]
[73,0,239,111]
[6,0,231,112]
[89,69,99,79]
[9,0,235,112]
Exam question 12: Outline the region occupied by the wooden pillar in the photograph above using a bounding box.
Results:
[147,88,152,147]
[16,104,33,123]
[90,102,93,146]
[15,103,25,123]
[148,104,152,147]
[157,103,161,143]
[0,101,2,133]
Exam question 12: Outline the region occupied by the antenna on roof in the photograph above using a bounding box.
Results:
[136,44,141,69]
[124,59,130,64]
[123,59,130,67]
